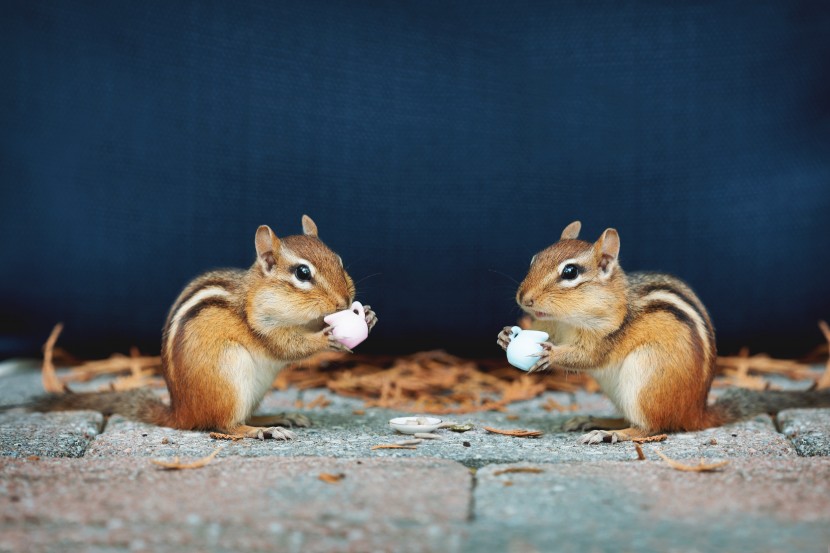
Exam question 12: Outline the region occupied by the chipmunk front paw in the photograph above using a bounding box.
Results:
[527,342,555,372]
[362,304,378,332]
[579,429,629,445]
[246,426,296,441]
[248,413,311,428]
[323,327,354,353]
[496,326,514,351]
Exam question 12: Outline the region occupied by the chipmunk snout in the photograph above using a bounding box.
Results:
[518,291,534,308]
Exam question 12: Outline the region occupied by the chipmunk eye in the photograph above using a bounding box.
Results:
[294,264,312,282]
[561,264,579,280]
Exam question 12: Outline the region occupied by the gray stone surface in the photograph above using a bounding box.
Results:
[0,410,102,458]
[470,458,830,553]
[1,360,830,553]
[83,389,795,466]
[0,456,471,553]
[778,408,830,456]
[0,359,47,407]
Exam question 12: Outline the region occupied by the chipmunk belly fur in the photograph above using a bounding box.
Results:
[219,344,287,424]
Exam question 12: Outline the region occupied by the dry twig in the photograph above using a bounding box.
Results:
[318,473,345,483]
[483,426,543,438]
[654,450,728,472]
[634,443,646,460]
[151,446,224,470]
[41,323,69,394]
[370,444,418,450]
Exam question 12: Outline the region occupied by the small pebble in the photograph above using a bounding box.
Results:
[396,439,423,446]
[414,433,443,440]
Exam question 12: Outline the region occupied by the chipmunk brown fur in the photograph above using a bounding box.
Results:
[33,215,377,440]
[498,220,830,444]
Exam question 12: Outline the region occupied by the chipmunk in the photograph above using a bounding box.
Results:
[498,221,830,444]
[32,215,377,440]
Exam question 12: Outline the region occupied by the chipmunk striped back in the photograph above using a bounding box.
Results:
[160,269,246,399]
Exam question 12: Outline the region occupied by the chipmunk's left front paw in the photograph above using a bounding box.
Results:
[363,305,378,332]
[527,342,555,373]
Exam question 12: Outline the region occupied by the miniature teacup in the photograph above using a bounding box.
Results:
[324,301,369,349]
[505,326,550,371]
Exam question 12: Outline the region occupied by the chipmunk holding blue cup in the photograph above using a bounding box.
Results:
[33,215,377,440]
[498,221,830,444]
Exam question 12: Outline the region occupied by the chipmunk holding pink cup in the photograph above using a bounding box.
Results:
[498,220,830,444]
[34,215,377,440]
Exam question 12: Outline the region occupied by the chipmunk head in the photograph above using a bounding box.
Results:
[516,221,626,330]
[248,215,355,328]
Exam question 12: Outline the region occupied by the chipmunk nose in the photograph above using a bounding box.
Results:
[336,299,349,311]
[518,292,534,308]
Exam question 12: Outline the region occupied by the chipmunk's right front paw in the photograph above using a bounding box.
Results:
[246,426,296,441]
[323,327,354,353]
[497,326,514,351]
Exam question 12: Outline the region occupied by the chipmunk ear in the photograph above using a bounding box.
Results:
[594,228,620,278]
[255,225,281,272]
[301,215,318,237]
[560,221,581,240]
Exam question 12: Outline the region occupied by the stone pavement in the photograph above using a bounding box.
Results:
[1,360,828,552]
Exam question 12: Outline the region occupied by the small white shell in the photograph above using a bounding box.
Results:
[389,416,443,435]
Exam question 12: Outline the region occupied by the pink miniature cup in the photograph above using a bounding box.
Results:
[323,301,369,349]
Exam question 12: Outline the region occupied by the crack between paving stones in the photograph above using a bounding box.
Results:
[79,414,110,457]
[467,468,478,523]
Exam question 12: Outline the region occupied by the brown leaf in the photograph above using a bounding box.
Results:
[318,472,345,483]
[151,446,224,470]
[209,432,243,441]
[483,426,543,438]
[632,434,668,444]
[654,450,728,472]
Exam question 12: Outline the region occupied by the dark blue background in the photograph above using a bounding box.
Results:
[2,1,829,359]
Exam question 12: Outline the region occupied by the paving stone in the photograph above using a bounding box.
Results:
[469,457,830,553]
[0,410,102,458]
[81,388,794,466]
[0,456,471,553]
[778,408,830,456]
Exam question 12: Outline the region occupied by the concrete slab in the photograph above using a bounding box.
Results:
[0,410,102,458]
[470,457,830,553]
[0,456,471,553]
[778,408,830,456]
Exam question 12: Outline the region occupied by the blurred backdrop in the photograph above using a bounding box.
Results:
[2,1,829,359]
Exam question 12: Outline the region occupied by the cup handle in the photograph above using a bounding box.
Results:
[510,326,522,339]
[352,301,365,318]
